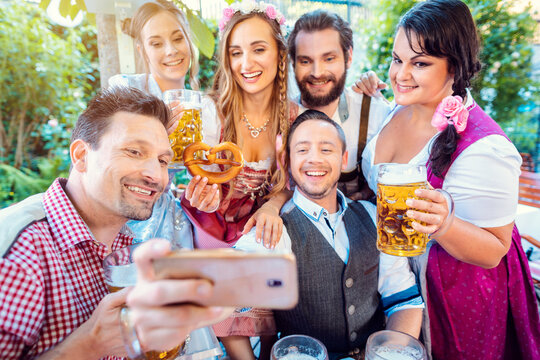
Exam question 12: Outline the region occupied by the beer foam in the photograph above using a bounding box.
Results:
[372,345,423,360]
[105,263,137,288]
[276,354,319,360]
[181,102,202,110]
[377,164,426,185]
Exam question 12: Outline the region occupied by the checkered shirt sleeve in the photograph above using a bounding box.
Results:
[0,179,131,359]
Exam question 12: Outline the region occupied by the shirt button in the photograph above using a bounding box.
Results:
[323,211,327,216]
[350,331,357,342]
[348,305,356,315]
[313,211,317,217]
[353,348,360,354]
[345,278,354,288]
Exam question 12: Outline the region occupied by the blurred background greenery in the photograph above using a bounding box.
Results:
[0,0,538,207]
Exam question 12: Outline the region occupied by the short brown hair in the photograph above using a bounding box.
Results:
[72,86,169,149]
[288,10,353,64]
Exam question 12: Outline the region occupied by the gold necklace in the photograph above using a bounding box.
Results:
[242,113,270,138]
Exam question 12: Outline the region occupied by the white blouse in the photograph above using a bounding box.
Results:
[361,96,522,229]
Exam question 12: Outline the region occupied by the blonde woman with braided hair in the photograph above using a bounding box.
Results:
[181,1,296,358]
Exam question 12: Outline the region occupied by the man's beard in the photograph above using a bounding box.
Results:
[295,178,339,200]
[119,178,164,221]
[296,68,347,108]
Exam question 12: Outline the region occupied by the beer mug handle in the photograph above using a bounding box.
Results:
[429,189,455,239]
[120,307,146,360]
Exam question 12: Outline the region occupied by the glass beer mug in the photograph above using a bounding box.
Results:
[163,89,203,169]
[271,335,329,360]
[376,164,429,257]
[103,244,222,360]
[365,330,426,360]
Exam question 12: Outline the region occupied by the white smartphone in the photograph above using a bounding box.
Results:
[152,249,298,309]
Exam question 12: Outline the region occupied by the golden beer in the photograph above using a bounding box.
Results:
[108,285,181,360]
[376,164,429,257]
[169,108,203,167]
[163,89,203,169]
[103,245,181,360]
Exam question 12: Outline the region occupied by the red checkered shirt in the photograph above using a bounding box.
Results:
[0,178,133,359]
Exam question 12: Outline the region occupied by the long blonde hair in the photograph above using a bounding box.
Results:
[210,11,289,198]
[122,0,199,90]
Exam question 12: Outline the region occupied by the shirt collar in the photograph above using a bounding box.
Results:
[336,91,349,123]
[42,178,133,253]
[298,91,349,123]
[292,187,348,222]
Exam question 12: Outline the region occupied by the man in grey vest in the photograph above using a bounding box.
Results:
[0,87,226,359]
[289,10,391,200]
[236,110,423,358]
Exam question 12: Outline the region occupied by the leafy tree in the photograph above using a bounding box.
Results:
[39,0,217,59]
[0,2,98,206]
[357,0,538,153]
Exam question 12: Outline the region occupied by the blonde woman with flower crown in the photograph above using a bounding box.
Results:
[180,1,295,358]
[356,0,540,359]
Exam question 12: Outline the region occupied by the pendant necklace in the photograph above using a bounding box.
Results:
[242,113,270,138]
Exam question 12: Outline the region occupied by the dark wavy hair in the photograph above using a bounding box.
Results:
[287,9,353,65]
[398,0,481,177]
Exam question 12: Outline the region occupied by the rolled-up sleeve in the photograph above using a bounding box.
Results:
[378,254,424,317]
[358,200,424,317]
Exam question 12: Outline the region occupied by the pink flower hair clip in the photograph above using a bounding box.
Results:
[431,95,469,133]
[219,1,286,33]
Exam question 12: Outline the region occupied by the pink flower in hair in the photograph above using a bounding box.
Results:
[222,6,235,21]
[265,5,277,20]
[431,95,469,133]
[218,17,227,32]
[278,14,286,25]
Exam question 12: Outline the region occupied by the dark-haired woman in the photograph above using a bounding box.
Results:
[359,0,540,359]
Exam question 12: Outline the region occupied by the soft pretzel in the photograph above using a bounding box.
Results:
[183,142,244,184]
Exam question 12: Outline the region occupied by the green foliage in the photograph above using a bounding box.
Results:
[38,0,217,59]
[0,158,69,208]
[358,0,539,155]
[0,2,98,207]
[197,22,219,91]
[185,8,216,59]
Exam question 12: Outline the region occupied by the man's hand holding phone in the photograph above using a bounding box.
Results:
[126,239,231,352]
[151,248,299,309]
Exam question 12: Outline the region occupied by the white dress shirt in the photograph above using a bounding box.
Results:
[235,188,424,316]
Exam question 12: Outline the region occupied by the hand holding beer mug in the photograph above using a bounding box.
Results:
[103,243,223,360]
[376,164,454,257]
[103,244,182,360]
[163,89,203,169]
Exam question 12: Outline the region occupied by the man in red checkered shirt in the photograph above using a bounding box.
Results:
[0,87,225,359]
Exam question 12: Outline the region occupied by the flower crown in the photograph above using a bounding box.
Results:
[219,1,286,33]
[431,95,469,133]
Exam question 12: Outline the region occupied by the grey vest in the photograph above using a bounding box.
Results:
[274,201,384,354]
[0,193,45,257]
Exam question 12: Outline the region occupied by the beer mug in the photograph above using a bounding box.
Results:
[271,335,329,360]
[365,330,426,360]
[103,244,222,360]
[163,89,203,169]
[376,164,428,257]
